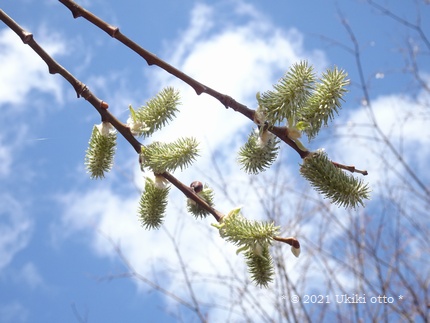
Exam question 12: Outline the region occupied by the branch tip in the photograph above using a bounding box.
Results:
[273,236,300,249]
[332,161,368,176]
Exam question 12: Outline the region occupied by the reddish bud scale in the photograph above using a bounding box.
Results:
[100,101,109,109]
[190,181,203,193]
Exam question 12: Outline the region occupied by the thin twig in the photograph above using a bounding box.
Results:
[273,236,300,249]
[101,234,198,311]
[71,303,88,323]
[163,227,207,323]
[367,0,430,50]
[331,162,368,176]
[340,16,430,196]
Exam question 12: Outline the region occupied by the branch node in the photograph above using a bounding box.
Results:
[47,66,59,75]
[219,94,235,109]
[61,1,82,19]
[22,31,33,44]
[77,83,89,99]
[100,101,109,109]
[108,25,119,38]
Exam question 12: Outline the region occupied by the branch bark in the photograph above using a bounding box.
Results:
[0,8,224,223]
[58,0,367,175]
[0,7,296,247]
[57,0,367,174]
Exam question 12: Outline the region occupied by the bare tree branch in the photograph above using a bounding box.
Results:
[162,227,207,322]
[340,16,430,197]
[367,0,430,50]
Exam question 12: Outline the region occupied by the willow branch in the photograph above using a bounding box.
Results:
[57,0,367,176]
[0,9,141,154]
[55,1,297,158]
[57,0,254,119]
[162,173,224,222]
[1,9,298,246]
[0,9,224,223]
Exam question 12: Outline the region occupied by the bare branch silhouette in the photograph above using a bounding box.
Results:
[340,16,430,197]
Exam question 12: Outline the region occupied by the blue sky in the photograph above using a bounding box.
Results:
[1,1,429,322]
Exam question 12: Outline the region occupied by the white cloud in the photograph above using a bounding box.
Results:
[0,194,33,271]
[0,27,67,180]
[0,302,28,323]
[0,123,32,179]
[0,28,64,108]
[57,184,229,267]
[328,89,430,195]
[16,262,45,289]
[56,184,301,321]
[0,138,12,177]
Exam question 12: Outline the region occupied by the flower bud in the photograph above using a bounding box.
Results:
[190,181,203,193]
[291,246,301,257]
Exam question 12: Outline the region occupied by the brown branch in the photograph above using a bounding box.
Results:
[57,0,371,177]
[57,0,314,160]
[273,236,300,249]
[162,173,224,223]
[0,10,142,155]
[331,162,368,176]
[0,8,227,224]
[0,8,300,244]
